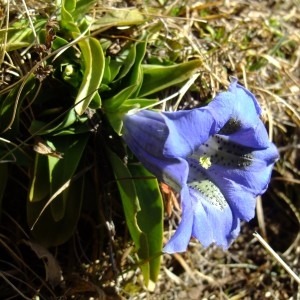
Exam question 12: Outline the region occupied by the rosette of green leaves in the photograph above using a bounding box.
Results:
[0,0,202,287]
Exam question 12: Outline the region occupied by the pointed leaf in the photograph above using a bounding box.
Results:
[27,175,85,247]
[74,37,105,115]
[105,98,157,135]
[29,154,50,202]
[92,8,145,28]
[127,40,147,98]
[129,163,163,284]
[104,85,139,112]
[46,134,89,221]
[107,147,163,286]
[138,60,202,97]
[60,0,79,32]
[29,109,82,135]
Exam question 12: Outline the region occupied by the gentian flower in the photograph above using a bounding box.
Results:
[122,78,279,253]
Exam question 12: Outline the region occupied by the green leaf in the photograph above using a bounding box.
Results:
[27,174,85,247]
[89,92,102,109]
[61,64,82,87]
[27,134,89,247]
[92,8,146,28]
[114,43,138,82]
[104,85,139,112]
[138,60,202,97]
[60,0,97,31]
[64,0,76,12]
[127,40,147,98]
[73,0,97,20]
[105,98,157,135]
[0,75,36,134]
[113,40,146,89]
[107,147,141,241]
[107,148,163,287]
[60,0,79,33]
[29,109,78,135]
[102,57,123,84]
[52,35,69,50]
[74,36,105,115]
[29,154,50,203]
[46,134,89,221]
[102,40,149,134]
[129,163,163,285]
[4,27,34,51]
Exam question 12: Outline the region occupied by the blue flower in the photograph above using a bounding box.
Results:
[122,78,279,253]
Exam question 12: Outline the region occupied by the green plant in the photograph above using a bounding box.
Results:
[0,0,202,289]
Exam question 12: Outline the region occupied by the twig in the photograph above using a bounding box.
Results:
[253,232,300,284]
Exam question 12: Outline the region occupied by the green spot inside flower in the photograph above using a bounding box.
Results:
[199,155,212,169]
[189,179,228,211]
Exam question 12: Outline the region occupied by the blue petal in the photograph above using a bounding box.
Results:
[187,160,240,248]
[163,186,193,253]
[206,176,257,221]
[191,188,240,249]
[219,116,270,149]
[123,112,190,191]
[164,179,241,252]
[160,79,266,159]
[211,143,278,192]
[208,80,261,128]
[123,110,168,159]
[161,109,216,157]
[206,160,276,221]
[211,78,262,124]
[229,78,262,115]
[122,80,279,253]
[189,134,278,220]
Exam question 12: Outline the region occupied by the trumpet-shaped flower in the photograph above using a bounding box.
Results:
[122,78,279,253]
